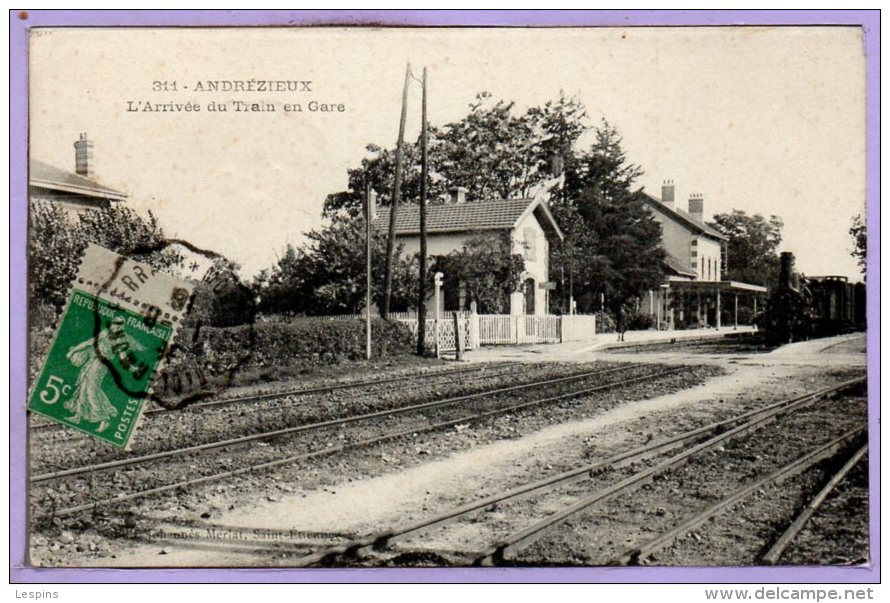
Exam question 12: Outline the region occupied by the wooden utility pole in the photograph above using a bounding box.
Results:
[417,66,429,355]
[365,183,373,360]
[382,63,411,320]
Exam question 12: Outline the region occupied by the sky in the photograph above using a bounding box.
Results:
[29,26,866,280]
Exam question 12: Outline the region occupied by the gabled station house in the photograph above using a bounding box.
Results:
[374,186,564,317]
[637,181,767,329]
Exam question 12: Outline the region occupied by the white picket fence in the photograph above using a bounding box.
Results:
[404,313,595,351]
[312,311,596,352]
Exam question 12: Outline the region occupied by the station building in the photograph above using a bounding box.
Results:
[638,181,767,329]
[374,187,563,316]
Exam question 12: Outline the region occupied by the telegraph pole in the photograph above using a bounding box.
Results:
[365,183,373,360]
[417,66,429,355]
[382,63,411,319]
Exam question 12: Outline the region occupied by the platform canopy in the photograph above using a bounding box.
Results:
[668,280,767,294]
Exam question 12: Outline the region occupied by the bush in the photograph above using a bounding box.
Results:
[152,317,416,405]
[626,312,655,331]
[163,317,415,379]
[596,312,616,333]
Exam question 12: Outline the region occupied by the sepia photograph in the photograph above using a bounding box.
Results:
[13,12,876,581]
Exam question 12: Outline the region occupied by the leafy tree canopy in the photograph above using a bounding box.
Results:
[29,201,184,315]
[314,94,665,316]
[849,213,866,278]
[550,119,666,312]
[432,233,525,314]
[255,216,418,316]
[712,210,784,288]
[322,91,588,218]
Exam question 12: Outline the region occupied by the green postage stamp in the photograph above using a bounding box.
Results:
[28,244,194,448]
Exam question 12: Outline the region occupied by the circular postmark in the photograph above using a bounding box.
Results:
[86,239,259,412]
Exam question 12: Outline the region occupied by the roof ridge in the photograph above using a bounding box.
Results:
[639,189,726,240]
[30,157,127,197]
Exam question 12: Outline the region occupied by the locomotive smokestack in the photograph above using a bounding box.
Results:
[779,252,796,291]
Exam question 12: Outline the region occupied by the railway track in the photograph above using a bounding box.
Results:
[611,433,866,566]
[289,377,865,567]
[31,362,646,480]
[759,442,868,565]
[819,333,866,354]
[34,362,689,519]
[29,361,525,434]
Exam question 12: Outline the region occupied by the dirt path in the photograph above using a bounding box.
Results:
[92,335,864,567]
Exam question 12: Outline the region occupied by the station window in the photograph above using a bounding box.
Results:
[523,227,537,261]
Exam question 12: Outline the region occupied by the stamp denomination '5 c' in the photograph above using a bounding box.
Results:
[28,244,194,448]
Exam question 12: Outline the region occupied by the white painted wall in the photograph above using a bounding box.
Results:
[392,213,552,316]
[512,211,550,315]
[647,206,722,281]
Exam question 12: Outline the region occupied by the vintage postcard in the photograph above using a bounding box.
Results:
[12,11,877,585]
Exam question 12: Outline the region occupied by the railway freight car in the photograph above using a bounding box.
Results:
[806,276,857,337]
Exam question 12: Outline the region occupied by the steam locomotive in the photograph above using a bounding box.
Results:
[760,252,865,343]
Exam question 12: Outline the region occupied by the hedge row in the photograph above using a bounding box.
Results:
[165,317,416,377]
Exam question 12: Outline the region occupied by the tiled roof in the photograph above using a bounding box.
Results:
[638,191,727,241]
[30,159,127,200]
[375,198,557,236]
[664,252,698,278]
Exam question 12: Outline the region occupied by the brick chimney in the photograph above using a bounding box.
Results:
[661,180,675,210]
[74,133,94,178]
[688,193,704,223]
[449,186,468,205]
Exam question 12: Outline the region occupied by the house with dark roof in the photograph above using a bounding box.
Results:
[29,133,127,213]
[374,187,563,316]
[637,181,766,329]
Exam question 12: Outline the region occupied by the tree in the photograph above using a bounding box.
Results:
[187,258,257,327]
[29,201,184,316]
[850,213,866,278]
[711,210,784,288]
[432,233,525,314]
[29,201,87,312]
[323,91,588,218]
[256,216,418,316]
[321,96,662,316]
[550,119,665,313]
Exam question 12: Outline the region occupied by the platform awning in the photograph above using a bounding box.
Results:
[667,280,768,294]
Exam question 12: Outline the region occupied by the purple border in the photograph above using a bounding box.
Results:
[9,9,879,584]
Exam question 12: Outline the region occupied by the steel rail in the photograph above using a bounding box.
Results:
[472,377,865,566]
[291,376,865,567]
[29,362,525,432]
[615,428,865,566]
[32,363,644,483]
[143,362,528,415]
[819,334,866,353]
[30,363,530,439]
[44,365,685,518]
[759,442,869,565]
[166,363,534,419]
